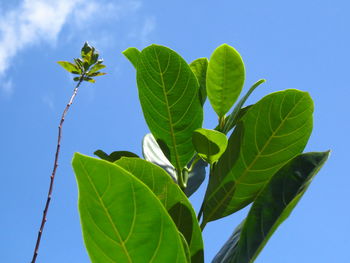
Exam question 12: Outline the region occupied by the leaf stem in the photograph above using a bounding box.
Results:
[31,77,84,263]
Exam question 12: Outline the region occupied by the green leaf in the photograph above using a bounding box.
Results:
[89,64,106,74]
[83,77,95,83]
[81,42,93,60]
[88,72,106,77]
[222,79,266,134]
[57,61,80,74]
[212,151,330,263]
[94,149,139,162]
[192,128,228,165]
[142,133,207,197]
[185,158,207,197]
[123,47,141,68]
[206,44,245,117]
[142,133,177,181]
[136,44,203,171]
[115,157,204,263]
[190,58,208,106]
[202,89,314,224]
[72,153,188,263]
[73,76,81,82]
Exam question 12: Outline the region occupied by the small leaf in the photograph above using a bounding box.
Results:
[192,128,228,165]
[123,47,141,68]
[212,151,330,263]
[87,72,106,77]
[90,51,99,65]
[89,64,106,74]
[202,89,314,224]
[206,44,245,117]
[190,58,208,106]
[57,61,80,74]
[72,153,188,263]
[94,149,139,162]
[73,76,81,82]
[83,77,95,83]
[74,58,84,71]
[81,42,93,60]
[115,157,204,262]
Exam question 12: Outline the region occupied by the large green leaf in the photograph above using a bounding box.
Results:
[192,128,228,165]
[136,44,203,172]
[190,58,208,106]
[212,151,330,263]
[202,89,314,225]
[72,153,187,263]
[115,157,204,262]
[206,44,245,117]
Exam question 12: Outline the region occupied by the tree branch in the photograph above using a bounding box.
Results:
[31,77,83,263]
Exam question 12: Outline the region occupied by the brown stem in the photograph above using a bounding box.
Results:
[31,78,83,263]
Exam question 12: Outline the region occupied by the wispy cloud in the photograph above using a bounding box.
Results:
[0,0,83,75]
[0,0,155,98]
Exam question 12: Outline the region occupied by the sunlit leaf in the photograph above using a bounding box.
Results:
[123,47,141,68]
[72,153,188,263]
[136,44,203,171]
[57,61,80,74]
[202,89,314,225]
[192,128,228,165]
[212,151,330,263]
[115,157,204,262]
[190,58,208,106]
[206,44,245,117]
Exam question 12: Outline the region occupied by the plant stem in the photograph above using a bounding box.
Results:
[31,78,83,263]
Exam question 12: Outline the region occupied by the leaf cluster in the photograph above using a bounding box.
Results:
[71,43,329,263]
[57,42,106,83]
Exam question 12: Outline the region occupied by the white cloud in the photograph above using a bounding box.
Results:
[0,0,146,76]
[0,0,84,75]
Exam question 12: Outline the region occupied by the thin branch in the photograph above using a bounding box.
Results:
[31,77,83,263]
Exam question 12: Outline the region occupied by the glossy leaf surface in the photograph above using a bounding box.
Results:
[136,44,203,171]
[115,157,204,262]
[190,58,208,106]
[72,153,187,263]
[142,133,177,181]
[143,133,207,197]
[203,89,314,224]
[212,151,329,263]
[206,44,245,117]
[192,128,228,165]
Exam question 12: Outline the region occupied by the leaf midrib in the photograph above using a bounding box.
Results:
[79,159,133,263]
[205,94,308,222]
[153,47,182,172]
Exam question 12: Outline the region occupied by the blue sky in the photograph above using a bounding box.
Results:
[0,0,349,262]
